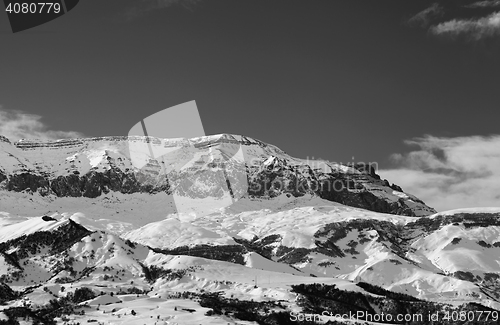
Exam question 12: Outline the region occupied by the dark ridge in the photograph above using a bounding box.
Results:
[0,135,11,144]
[151,244,247,265]
[0,220,92,261]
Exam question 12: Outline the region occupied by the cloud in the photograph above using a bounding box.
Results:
[431,11,500,40]
[0,107,84,142]
[408,3,444,28]
[379,135,500,212]
[408,2,500,41]
[123,0,202,20]
[466,0,500,9]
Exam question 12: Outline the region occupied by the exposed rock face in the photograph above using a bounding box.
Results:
[0,170,6,184]
[47,168,169,198]
[0,136,11,144]
[3,168,166,198]
[6,173,49,193]
[0,134,435,216]
[246,156,432,216]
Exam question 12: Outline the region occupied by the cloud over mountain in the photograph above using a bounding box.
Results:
[0,107,84,142]
[380,135,500,211]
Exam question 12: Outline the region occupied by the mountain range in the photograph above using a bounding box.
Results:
[0,134,498,325]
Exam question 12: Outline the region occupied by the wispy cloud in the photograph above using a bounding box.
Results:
[380,135,500,212]
[408,1,500,41]
[0,107,84,142]
[466,0,500,9]
[431,11,500,40]
[123,0,202,20]
[408,3,444,28]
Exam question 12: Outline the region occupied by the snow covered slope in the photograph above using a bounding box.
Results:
[120,197,500,309]
[0,210,500,324]
[0,215,68,243]
[1,193,498,310]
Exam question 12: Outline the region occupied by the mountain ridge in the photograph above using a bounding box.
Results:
[0,133,436,217]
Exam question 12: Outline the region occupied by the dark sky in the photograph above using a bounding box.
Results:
[0,0,499,168]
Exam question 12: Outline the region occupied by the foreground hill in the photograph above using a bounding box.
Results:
[123,197,500,308]
[0,199,499,324]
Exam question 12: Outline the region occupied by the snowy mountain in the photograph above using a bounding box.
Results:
[0,133,435,217]
[1,134,499,324]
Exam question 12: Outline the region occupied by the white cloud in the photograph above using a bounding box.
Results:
[431,11,500,40]
[380,135,500,212]
[466,0,500,8]
[0,107,84,142]
[408,3,444,28]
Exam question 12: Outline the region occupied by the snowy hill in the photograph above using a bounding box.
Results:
[122,198,500,307]
[0,207,499,324]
